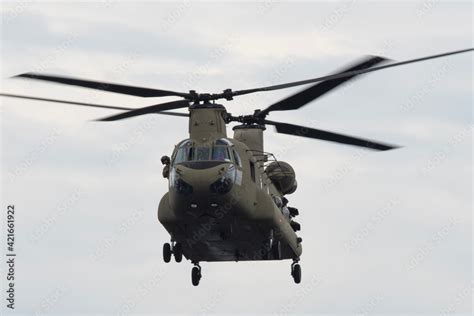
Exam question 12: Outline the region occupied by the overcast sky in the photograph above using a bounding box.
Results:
[0,1,472,315]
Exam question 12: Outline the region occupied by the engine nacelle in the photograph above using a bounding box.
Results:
[265,161,297,195]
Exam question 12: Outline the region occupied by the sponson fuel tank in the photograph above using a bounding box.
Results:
[265,161,297,195]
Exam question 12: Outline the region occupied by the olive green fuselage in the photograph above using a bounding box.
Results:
[157,104,302,262]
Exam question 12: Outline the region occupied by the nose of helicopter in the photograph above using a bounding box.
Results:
[169,162,238,211]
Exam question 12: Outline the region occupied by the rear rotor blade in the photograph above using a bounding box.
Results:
[265,120,399,151]
[0,93,189,117]
[14,73,191,98]
[96,100,190,121]
[257,56,388,118]
[232,48,473,98]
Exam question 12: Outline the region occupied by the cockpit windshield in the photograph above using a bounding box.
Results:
[174,139,233,164]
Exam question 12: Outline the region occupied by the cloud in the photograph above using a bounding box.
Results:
[1,1,472,315]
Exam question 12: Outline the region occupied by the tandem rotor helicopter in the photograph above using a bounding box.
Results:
[2,48,472,286]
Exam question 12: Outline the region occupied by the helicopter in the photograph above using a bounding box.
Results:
[1,48,472,286]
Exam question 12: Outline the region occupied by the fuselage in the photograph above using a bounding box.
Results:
[157,103,302,262]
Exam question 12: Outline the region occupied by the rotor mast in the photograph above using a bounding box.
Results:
[233,125,265,153]
[188,98,227,143]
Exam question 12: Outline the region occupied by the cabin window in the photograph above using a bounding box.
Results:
[250,161,256,182]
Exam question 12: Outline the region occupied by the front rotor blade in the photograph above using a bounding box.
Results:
[232,48,473,98]
[265,120,399,151]
[257,56,388,118]
[14,73,191,98]
[0,93,133,111]
[96,100,190,121]
[0,93,189,118]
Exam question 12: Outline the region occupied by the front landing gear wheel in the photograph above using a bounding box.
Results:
[173,243,183,262]
[191,265,202,286]
[163,243,172,263]
[291,263,301,284]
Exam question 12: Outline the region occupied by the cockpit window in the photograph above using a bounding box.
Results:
[232,149,242,167]
[178,139,193,147]
[173,139,235,164]
[195,147,210,161]
[175,146,193,164]
[216,138,232,146]
[212,146,230,161]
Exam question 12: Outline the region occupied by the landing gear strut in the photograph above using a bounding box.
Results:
[266,230,282,260]
[271,240,281,260]
[291,259,301,284]
[191,262,202,286]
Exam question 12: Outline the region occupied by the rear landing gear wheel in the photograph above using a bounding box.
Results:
[191,264,202,286]
[173,243,183,262]
[163,243,172,263]
[291,263,301,284]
